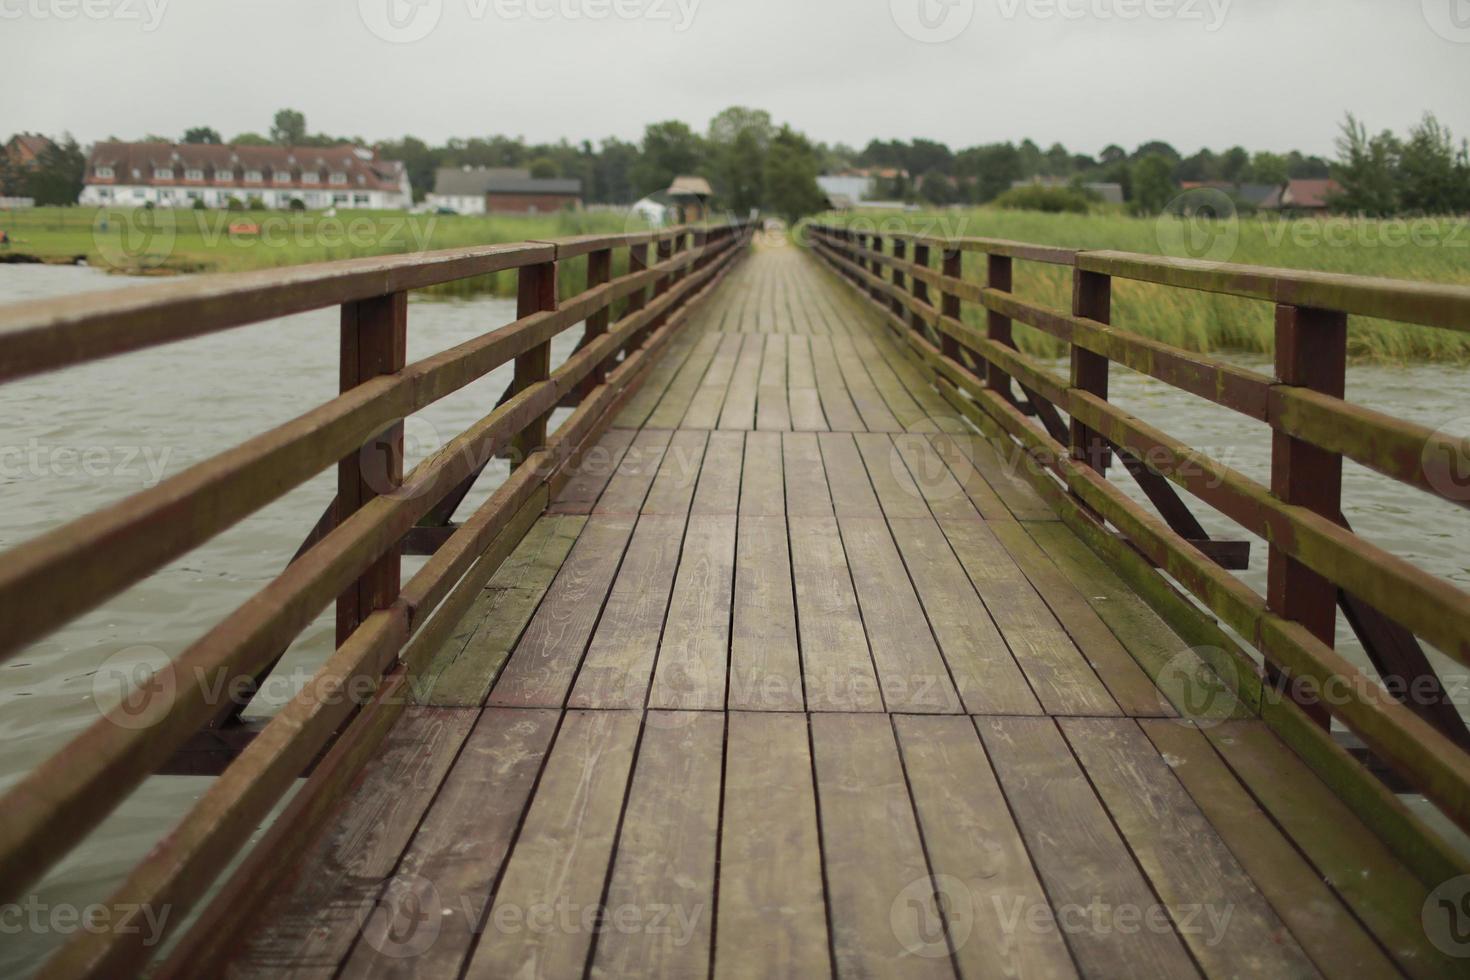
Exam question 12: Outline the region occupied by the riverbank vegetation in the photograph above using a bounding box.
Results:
[819,207,1470,362]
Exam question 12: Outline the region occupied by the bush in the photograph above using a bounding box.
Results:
[225,197,245,211]
[991,185,1092,214]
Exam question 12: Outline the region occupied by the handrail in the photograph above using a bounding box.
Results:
[808,222,1470,852]
[0,217,753,977]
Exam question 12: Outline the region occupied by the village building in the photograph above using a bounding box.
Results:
[426,167,583,214]
[77,142,413,209]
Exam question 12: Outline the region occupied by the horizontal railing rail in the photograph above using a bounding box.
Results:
[808,221,1470,872]
[0,218,753,978]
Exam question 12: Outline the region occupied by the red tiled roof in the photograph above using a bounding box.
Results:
[1283,179,1340,209]
[83,142,407,193]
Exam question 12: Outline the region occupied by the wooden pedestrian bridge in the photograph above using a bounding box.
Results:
[2,215,1470,978]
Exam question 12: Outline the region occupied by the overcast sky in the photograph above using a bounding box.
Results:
[3,0,1468,157]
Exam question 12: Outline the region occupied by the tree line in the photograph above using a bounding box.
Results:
[4,108,1467,218]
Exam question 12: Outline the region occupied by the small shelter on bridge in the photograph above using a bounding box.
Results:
[666,175,713,223]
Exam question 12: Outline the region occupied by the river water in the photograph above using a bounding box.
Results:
[1,264,1467,972]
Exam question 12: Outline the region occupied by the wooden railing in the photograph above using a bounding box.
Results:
[0,218,752,977]
[809,221,1470,869]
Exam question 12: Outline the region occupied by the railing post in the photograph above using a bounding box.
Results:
[986,255,1014,394]
[511,258,558,470]
[1268,303,1347,726]
[578,246,613,400]
[890,238,907,321]
[336,291,407,647]
[940,248,963,362]
[624,240,650,348]
[869,236,884,302]
[1070,269,1111,474]
[910,240,932,337]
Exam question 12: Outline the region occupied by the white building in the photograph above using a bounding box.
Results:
[79,142,412,210]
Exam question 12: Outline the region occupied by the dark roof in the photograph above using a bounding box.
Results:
[485,176,582,195]
[83,142,407,192]
[432,167,530,196]
[1235,183,1284,208]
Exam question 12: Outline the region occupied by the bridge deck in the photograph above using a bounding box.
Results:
[230,247,1444,978]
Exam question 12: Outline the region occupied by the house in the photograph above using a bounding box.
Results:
[666,175,713,223]
[78,142,412,209]
[5,133,55,171]
[817,174,875,206]
[1279,178,1340,214]
[426,167,583,215]
[1179,180,1285,211]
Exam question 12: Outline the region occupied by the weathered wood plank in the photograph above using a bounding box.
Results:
[643,332,724,430]
[648,513,736,710]
[341,707,558,979]
[681,333,743,429]
[589,711,722,979]
[810,713,954,979]
[548,427,636,514]
[718,334,764,431]
[893,714,1078,979]
[808,335,866,431]
[714,711,831,979]
[978,716,1200,979]
[463,709,641,980]
[756,326,792,431]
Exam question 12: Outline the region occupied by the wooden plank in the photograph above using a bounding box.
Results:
[1205,720,1460,979]
[822,434,962,713]
[985,520,1170,717]
[978,716,1200,979]
[641,429,709,516]
[341,707,558,979]
[931,431,1055,522]
[756,327,792,431]
[1140,719,1400,979]
[714,712,831,979]
[416,516,584,707]
[808,335,866,432]
[810,713,954,979]
[893,714,1078,979]
[719,333,764,430]
[614,310,711,428]
[786,335,828,431]
[590,711,722,979]
[643,332,724,429]
[593,427,672,516]
[832,336,904,433]
[730,432,802,711]
[692,429,744,516]
[681,333,743,429]
[231,707,479,977]
[463,709,641,980]
[488,515,637,707]
[550,427,636,513]
[648,514,737,710]
[1060,718,1317,978]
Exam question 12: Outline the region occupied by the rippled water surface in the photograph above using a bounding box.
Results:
[1,263,1467,973]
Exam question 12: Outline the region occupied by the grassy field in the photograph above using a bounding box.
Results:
[0,207,647,298]
[822,207,1470,362]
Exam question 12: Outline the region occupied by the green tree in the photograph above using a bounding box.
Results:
[1398,113,1469,215]
[707,107,771,214]
[1250,151,1289,186]
[1129,153,1176,214]
[25,134,86,205]
[183,127,221,145]
[1331,113,1399,216]
[527,157,560,179]
[231,132,272,146]
[631,121,704,197]
[271,109,307,147]
[763,125,824,221]
[955,143,1022,203]
[591,137,639,204]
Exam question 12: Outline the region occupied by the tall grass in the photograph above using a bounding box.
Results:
[824,207,1470,362]
[0,207,646,300]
